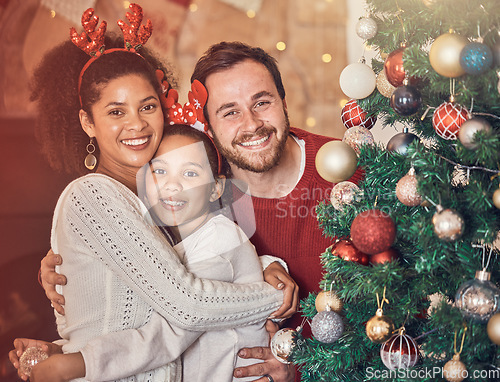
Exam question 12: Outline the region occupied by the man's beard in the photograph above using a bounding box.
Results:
[212,116,290,173]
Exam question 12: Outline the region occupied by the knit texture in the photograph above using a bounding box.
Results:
[51,174,282,381]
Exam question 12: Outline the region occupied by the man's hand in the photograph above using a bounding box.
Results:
[233,321,296,382]
[263,261,298,319]
[8,338,63,381]
[41,249,66,314]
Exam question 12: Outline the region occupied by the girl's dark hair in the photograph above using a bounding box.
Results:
[31,35,176,176]
[162,124,230,178]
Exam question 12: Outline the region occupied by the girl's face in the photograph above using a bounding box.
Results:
[80,74,164,177]
[145,134,223,239]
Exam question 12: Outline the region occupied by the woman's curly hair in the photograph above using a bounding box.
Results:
[31,35,176,176]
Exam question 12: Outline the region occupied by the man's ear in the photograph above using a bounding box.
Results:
[210,176,226,202]
[79,109,95,138]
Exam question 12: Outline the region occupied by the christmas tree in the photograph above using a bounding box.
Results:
[279,0,500,381]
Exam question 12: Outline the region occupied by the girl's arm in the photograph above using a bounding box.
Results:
[55,175,282,331]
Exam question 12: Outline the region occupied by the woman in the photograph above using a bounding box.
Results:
[9,5,295,381]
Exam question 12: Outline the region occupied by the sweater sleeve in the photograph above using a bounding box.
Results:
[81,312,200,381]
[55,175,282,331]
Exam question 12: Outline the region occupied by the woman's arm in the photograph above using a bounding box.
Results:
[55,175,282,331]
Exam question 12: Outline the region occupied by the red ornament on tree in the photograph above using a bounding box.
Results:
[341,99,377,129]
[432,100,471,140]
[350,209,396,255]
[369,248,399,265]
[384,47,406,87]
[330,238,369,265]
[380,329,420,370]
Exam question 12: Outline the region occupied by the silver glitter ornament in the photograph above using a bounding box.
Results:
[330,181,362,211]
[356,17,378,40]
[455,270,500,322]
[19,347,49,377]
[311,310,344,343]
[343,126,375,154]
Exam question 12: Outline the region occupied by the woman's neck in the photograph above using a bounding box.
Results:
[96,165,139,194]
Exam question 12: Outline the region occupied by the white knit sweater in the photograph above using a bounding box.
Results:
[51,174,282,381]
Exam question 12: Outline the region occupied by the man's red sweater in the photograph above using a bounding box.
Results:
[234,127,364,333]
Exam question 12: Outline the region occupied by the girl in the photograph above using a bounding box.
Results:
[139,124,274,381]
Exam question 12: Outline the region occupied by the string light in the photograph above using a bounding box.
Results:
[247,10,256,18]
[50,9,56,18]
[123,1,131,9]
[276,41,286,51]
[322,53,332,63]
[189,3,198,12]
[306,117,317,128]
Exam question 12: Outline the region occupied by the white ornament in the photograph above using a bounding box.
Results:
[339,62,376,99]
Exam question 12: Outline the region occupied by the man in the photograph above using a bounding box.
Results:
[40,42,363,381]
[191,42,363,381]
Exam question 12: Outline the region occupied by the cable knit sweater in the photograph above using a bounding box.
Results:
[51,174,282,382]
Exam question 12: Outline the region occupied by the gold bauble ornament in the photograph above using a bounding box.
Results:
[493,188,500,210]
[366,308,395,343]
[315,141,358,183]
[443,354,467,382]
[429,32,468,78]
[376,70,396,98]
[315,290,343,313]
[487,312,500,345]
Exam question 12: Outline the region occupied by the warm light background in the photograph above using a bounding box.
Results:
[0,0,395,379]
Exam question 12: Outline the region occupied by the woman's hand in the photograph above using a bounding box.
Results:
[41,249,67,315]
[8,338,62,381]
[263,261,299,319]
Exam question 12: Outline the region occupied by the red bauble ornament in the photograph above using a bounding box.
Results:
[432,101,471,140]
[341,99,377,129]
[380,330,420,370]
[369,248,399,265]
[384,47,406,87]
[350,209,396,255]
[330,238,369,265]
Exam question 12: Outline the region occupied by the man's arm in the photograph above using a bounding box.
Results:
[40,249,66,315]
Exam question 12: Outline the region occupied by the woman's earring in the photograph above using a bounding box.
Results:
[85,138,97,170]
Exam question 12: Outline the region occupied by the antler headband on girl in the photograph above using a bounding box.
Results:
[161,81,223,175]
[70,3,153,106]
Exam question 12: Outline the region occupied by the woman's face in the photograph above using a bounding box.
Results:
[145,134,221,239]
[81,74,164,176]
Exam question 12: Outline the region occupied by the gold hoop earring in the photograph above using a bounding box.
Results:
[85,138,97,170]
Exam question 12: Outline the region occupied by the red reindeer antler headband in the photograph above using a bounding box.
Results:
[71,3,153,107]
[161,81,222,175]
